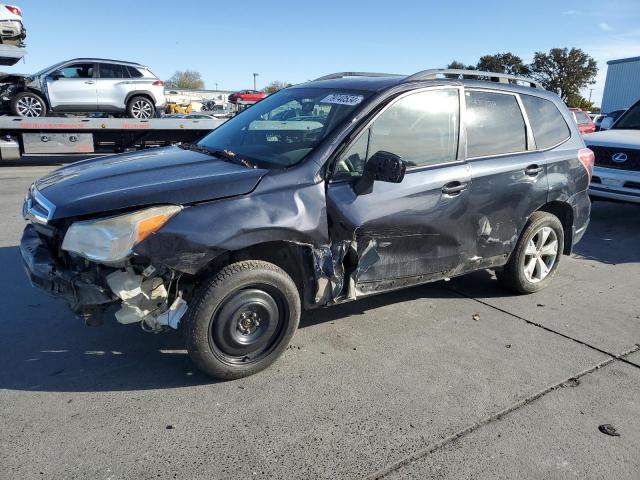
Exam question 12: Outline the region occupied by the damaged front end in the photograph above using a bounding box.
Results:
[20,223,189,331]
[20,188,191,330]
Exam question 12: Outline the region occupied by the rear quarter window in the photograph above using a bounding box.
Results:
[465,90,527,158]
[521,95,571,149]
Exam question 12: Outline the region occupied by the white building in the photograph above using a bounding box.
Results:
[601,56,640,113]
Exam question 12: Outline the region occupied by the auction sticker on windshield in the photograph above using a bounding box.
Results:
[320,94,364,106]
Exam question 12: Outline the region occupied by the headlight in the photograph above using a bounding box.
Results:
[61,205,182,264]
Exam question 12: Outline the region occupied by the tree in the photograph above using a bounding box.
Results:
[165,70,205,90]
[447,60,476,70]
[566,94,597,111]
[529,48,597,101]
[476,53,530,75]
[263,80,291,94]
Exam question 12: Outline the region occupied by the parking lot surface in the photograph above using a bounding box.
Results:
[1,158,639,479]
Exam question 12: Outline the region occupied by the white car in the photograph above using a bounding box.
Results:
[0,4,25,47]
[584,100,640,203]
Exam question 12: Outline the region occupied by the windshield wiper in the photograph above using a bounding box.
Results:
[208,149,257,169]
[179,143,257,168]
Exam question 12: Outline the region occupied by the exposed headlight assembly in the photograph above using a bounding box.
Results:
[61,205,182,264]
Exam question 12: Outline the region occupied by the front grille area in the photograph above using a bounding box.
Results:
[591,146,640,171]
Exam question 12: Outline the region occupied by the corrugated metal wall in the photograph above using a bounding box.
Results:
[601,58,640,113]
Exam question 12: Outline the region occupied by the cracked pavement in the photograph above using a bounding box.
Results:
[1,158,639,479]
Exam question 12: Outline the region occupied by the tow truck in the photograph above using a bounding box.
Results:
[0,115,226,161]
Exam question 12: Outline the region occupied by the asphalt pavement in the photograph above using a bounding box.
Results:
[0,158,639,479]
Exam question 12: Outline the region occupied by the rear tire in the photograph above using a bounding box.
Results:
[126,96,155,119]
[185,260,301,380]
[496,212,564,294]
[11,91,47,117]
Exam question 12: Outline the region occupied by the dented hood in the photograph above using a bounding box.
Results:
[34,146,268,219]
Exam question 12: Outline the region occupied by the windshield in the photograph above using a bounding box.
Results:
[32,61,67,77]
[612,103,640,130]
[198,87,371,168]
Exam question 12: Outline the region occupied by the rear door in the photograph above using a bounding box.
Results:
[96,62,129,111]
[46,62,97,111]
[463,89,549,261]
[327,87,477,293]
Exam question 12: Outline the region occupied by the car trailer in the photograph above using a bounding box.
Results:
[0,116,227,161]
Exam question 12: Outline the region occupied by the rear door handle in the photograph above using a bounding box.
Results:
[525,164,543,176]
[441,181,469,195]
[84,80,95,84]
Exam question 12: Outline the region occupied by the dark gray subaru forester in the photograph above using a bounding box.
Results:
[21,69,593,379]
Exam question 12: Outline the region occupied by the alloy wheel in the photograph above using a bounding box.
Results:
[523,226,558,283]
[131,100,153,118]
[16,96,44,117]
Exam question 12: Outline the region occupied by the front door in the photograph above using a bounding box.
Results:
[46,62,97,111]
[327,87,476,295]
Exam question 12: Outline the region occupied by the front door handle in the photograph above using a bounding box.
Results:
[442,181,469,195]
[525,164,543,176]
[84,80,95,84]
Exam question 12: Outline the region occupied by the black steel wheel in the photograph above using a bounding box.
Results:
[186,261,300,380]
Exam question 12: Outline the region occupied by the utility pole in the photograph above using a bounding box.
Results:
[215,82,218,91]
[253,73,259,90]
[589,88,594,102]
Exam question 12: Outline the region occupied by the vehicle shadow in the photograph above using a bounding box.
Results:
[1,199,635,393]
[572,199,640,265]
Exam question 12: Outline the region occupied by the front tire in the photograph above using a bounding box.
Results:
[497,212,564,294]
[126,96,155,119]
[11,91,48,117]
[185,261,301,380]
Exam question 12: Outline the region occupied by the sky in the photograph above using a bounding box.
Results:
[10,0,640,107]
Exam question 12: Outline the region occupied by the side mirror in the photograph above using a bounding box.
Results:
[354,151,406,195]
[49,73,62,81]
[600,116,615,130]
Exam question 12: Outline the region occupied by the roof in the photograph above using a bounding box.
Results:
[607,56,640,65]
[295,69,554,100]
[65,58,146,67]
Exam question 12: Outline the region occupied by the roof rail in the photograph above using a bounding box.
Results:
[313,72,402,82]
[403,69,543,89]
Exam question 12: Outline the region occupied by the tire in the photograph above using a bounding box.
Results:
[126,96,155,119]
[11,91,47,117]
[185,260,301,380]
[496,211,564,294]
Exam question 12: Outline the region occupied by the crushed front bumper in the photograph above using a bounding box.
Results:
[20,224,114,312]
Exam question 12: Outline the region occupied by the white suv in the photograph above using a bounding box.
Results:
[584,99,640,203]
[4,58,166,118]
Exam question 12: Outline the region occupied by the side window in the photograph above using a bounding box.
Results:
[465,90,526,158]
[55,63,94,79]
[126,66,143,78]
[99,63,126,79]
[333,89,460,179]
[368,89,460,168]
[521,95,570,150]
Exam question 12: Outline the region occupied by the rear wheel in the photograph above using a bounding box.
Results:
[497,212,564,294]
[11,92,47,117]
[126,96,155,119]
[185,260,300,380]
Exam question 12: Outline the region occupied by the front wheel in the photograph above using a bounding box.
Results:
[126,96,155,119]
[185,260,301,380]
[496,211,564,294]
[11,91,48,117]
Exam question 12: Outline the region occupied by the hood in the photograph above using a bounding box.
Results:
[34,146,268,219]
[583,129,640,149]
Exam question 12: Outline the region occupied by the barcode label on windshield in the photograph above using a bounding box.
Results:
[320,94,364,106]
